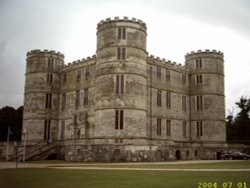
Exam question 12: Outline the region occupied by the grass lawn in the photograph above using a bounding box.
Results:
[0,168,250,188]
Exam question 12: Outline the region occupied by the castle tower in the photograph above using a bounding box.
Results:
[95,17,148,148]
[185,50,226,146]
[23,50,64,144]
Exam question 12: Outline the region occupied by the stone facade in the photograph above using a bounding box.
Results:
[23,17,226,161]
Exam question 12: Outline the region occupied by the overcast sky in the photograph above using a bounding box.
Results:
[0,0,250,116]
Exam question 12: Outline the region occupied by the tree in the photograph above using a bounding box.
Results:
[0,106,23,141]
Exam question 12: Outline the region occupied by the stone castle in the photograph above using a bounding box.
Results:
[23,17,226,161]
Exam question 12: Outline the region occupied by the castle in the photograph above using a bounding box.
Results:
[23,17,226,161]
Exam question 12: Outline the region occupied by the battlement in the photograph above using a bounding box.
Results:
[148,55,187,71]
[63,55,96,68]
[97,16,146,28]
[185,49,223,59]
[27,49,64,58]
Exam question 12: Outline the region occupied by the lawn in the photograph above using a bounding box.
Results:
[0,168,249,188]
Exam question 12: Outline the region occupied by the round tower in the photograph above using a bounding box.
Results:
[23,50,64,144]
[95,17,148,148]
[185,50,226,144]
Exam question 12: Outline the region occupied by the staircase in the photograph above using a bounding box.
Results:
[12,141,63,161]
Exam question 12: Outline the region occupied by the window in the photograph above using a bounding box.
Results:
[76,69,81,82]
[85,65,90,79]
[166,119,171,136]
[182,121,187,137]
[75,90,80,108]
[47,58,54,69]
[157,66,161,80]
[196,58,202,69]
[196,95,203,111]
[62,93,66,111]
[62,73,67,85]
[182,74,186,85]
[83,88,88,106]
[182,95,187,111]
[118,28,126,39]
[157,89,161,106]
[60,121,65,140]
[166,91,171,109]
[166,69,171,81]
[196,74,203,84]
[156,119,161,136]
[196,121,203,137]
[47,74,53,84]
[115,138,123,144]
[117,47,126,60]
[115,75,125,94]
[44,120,51,140]
[45,93,52,109]
[115,110,124,130]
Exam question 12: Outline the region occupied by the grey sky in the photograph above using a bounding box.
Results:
[0,0,250,116]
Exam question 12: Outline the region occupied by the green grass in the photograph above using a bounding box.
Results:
[0,168,249,188]
[46,160,250,169]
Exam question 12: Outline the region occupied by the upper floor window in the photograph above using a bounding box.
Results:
[75,90,80,108]
[47,58,54,69]
[45,93,52,109]
[62,73,67,85]
[47,73,53,84]
[166,119,171,136]
[182,95,187,111]
[166,91,171,109]
[182,121,187,137]
[182,74,186,85]
[44,120,51,140]
[62,93,66,111]
[60,121,65,140]
[157,66,161,80]
[196,58,202,69]
[156,119,162,136]
[116,75,125,94]
[157,89,161,106]
[118,28,126,40]
[166,69,171,81]
[84,65,90,79]
[196,121,203,137]
[76,69,81,82]
[117,47,126,60]
[196,95,203,111]
[196,74,203,84]
[115,110,124,130]
[83,88,89,106]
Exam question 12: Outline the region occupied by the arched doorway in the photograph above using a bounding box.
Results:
[113,149,122,162]
[175,150,181,160]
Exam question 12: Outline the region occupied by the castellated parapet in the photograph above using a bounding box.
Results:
[23,17,226,162]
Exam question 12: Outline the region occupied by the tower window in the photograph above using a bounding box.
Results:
[182,95,187,111]
[196,74,203,84]
[47,73,53,84]
[62,73,67,85]
[62,93,66,111]
[166,119,171,136]
[117,47,126,60]
[75,90,80,108]
[45,93,52,109]
[115,110,124,130]
[196,95,203,111]
[76,69,81,82]
[47,58,54,69]
[182,74,186,84]
[115,75,125,94]
[182,121,187,137]
[196,58,202,69]
[44,120,51,140]
[196,121,203,137]
[118,28,126,39]
[166,91,171,109]
[156,119,161,136]
[157,66,161,80]
[157,89,162,106]
[166,69,171,81]
[83,88,89,106]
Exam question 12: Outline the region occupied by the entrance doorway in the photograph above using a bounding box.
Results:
[175,150,181,160]
[113,149,122,162]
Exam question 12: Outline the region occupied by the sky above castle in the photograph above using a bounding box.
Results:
[0,0,250,115]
